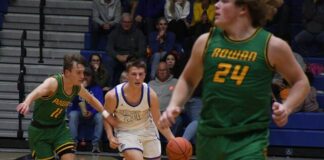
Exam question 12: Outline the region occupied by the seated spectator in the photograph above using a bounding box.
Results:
[89,53,111,92]
[68,67,104,153]
[191,8,212,39]
[294,0,324,56]
[149,17,176,79]
[150,61,178,112]
[106,12,146,86]
[191,0,214,27]
[92,0,122,50]
[149,61,182,136]
[272,53,320,112]
[183,7,212,60]
[165,0,191,43]
[273,70,320,113]
[119,70,128,83]
[134,0,166,36]
[162,51,182,78]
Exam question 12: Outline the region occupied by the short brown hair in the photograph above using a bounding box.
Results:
[63,54,86,72]
[125,58,147,72]
[235,0,283,27]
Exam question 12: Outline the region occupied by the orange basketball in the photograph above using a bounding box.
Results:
[166,137,193,160]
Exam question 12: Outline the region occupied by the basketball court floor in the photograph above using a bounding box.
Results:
[0,148,321,160]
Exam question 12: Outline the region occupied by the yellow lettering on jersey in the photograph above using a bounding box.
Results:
[213,63,250,86]
[52,98,70,108]
[50,108,64,118]
[212,48,257,62]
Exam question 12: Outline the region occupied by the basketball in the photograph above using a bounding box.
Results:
[166,137,193,160]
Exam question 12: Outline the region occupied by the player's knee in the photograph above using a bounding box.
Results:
[56,143,75,158]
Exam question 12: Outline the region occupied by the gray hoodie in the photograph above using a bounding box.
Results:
[92,0,121,26]
[149,75,178,112]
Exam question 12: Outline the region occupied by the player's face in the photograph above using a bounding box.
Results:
[214,0,242,28]
[66,62,85,85]
[127,67,146,87]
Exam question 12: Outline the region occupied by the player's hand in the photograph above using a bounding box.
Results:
[159,106,181,129]
[105,115,119,127]
[272,102,289,127]
[108,136,120,149]
[16,102,30,116]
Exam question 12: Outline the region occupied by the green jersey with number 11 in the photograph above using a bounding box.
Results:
[32,74,80,126]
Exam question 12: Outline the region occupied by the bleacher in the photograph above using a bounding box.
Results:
[0,0,92,138]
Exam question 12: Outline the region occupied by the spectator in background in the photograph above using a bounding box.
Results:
[191,0,214,26]
[106,12,146,86]
[184,6,212,60]
[191,0,213,39]
[150,61,178,112]
[149,61,182,136]
[92,0,122,50]
[165,0,191,43]
[134,0,166,36]
[119,70,128,83]
[273,70,320,113]
[294,0,324,56]
[149,17,176,79]
[68,67,104,153]
[162,51,182,78]
[89,53,110,92]
[272,52,320,112]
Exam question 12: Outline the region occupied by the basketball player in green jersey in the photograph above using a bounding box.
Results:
[159,0,310,159]
[17,54,117,160]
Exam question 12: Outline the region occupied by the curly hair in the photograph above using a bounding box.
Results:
[235,0,283,27]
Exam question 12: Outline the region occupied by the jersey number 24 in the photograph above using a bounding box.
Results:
[213,63,249,85]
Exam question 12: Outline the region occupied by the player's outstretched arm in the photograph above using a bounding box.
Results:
[149,88,175,141]
[103,90,119,149]
[79,86,118,127]
[16,77,57,115]
[268,36,310,127]
[159,33,209,129]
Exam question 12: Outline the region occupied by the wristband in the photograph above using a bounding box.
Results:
[102,110,110,118]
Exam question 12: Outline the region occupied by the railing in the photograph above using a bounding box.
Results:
[17,29,27,139]
[39,0,45,63]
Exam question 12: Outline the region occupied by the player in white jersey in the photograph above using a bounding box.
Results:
[103,58,174,160]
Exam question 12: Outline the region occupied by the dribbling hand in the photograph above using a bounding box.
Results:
[159,106,181,129]
[16,102,30,116]
[272,102,289,127]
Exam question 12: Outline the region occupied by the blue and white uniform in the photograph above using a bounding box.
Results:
[114,82,161,159]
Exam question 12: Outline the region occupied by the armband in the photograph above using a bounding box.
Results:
[102,110,110,118]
